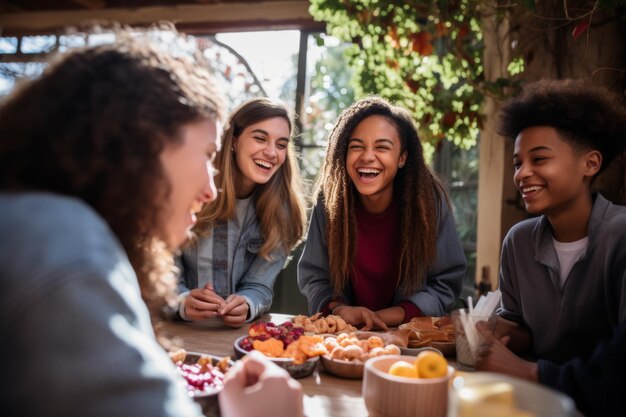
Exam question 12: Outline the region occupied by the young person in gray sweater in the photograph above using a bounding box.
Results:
[475,79,626,417]
[0,29,303,417]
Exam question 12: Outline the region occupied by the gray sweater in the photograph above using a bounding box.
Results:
[298,195,466,316]
[498,194,626,364]
[0,193,202,417]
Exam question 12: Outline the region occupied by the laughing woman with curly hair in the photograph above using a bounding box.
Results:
[298,96,466,330]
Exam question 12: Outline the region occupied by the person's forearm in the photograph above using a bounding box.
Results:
[375,306,405,327]
[495,317,532,353]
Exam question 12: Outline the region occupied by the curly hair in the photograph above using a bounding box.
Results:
[316,96,449,296]
[0,30,226,316]
[498,79,626,174]
[193,97,307,258]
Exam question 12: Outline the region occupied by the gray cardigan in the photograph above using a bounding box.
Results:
[297,195,466,316]
[498,193,626,364]
[0,193,202,417]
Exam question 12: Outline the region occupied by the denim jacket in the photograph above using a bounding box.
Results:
[176,203,286,322]
[297,194,466,316]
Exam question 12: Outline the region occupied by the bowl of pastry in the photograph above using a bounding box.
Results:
[320,333,401,379]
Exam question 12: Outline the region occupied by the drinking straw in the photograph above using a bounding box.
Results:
[474,295,486,315]
[459,308,477,360]
[468,296,474,315]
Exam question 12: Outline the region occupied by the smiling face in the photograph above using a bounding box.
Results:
[233,116,290,198]
[513,126,600,218]
[346,115,407,213]
[160,118,219,248]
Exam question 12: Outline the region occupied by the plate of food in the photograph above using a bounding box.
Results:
[399,316,456,357]
[320,333,401,379]
[233,321,327,379]
[169,350,233,415]
[320,355,364,379]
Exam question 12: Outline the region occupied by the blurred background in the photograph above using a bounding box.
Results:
[1,0,624,313]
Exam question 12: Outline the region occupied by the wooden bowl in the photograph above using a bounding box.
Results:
[362,355,453,417]
[233,336,318,379]
[320,355,364,379]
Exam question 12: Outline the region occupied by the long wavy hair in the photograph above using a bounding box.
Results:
[0,31,225,316]
[193,97,307,258]
[315,96,448,296]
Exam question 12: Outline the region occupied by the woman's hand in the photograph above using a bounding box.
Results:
[219,351,304,417]
[219,294,249,328]
[333,305,388,331]
[474,321,538,382]
[182,284,225,320]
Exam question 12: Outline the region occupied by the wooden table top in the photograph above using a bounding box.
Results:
[160,313,368,417]
[160,314,579,417]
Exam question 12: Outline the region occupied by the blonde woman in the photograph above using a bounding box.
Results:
[177,97,307,327]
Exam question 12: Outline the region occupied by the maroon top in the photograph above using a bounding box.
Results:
[349,197,422,322]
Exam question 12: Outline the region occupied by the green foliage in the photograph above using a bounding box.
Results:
[309,0,625,149]
[310,0,490,148]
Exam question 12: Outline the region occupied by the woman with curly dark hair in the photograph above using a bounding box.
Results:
[0,31,303,417]
[298,96,466,329]
[475,79,626,417]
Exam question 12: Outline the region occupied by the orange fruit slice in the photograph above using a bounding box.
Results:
[388,361,419,378]
[415,351,448,378]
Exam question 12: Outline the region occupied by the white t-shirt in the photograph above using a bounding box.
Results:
[553,236,588,288]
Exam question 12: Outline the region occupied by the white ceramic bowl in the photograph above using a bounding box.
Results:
[233,335,318,379]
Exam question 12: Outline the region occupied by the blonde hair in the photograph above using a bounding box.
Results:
[193,97,307,258]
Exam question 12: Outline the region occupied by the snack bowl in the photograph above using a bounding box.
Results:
[173,351,234,416]
[362,355,454,417]
[430,341,456,357]
[399,345,443,357]
[320,354,364,379]
[233,335,318,379]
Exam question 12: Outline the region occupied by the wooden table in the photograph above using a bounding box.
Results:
[160,313,368,417]
[161,314,579,417]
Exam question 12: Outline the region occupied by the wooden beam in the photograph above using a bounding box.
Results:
[0,1,23,12]
[70,0,106,10]
[0,1,317,36]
